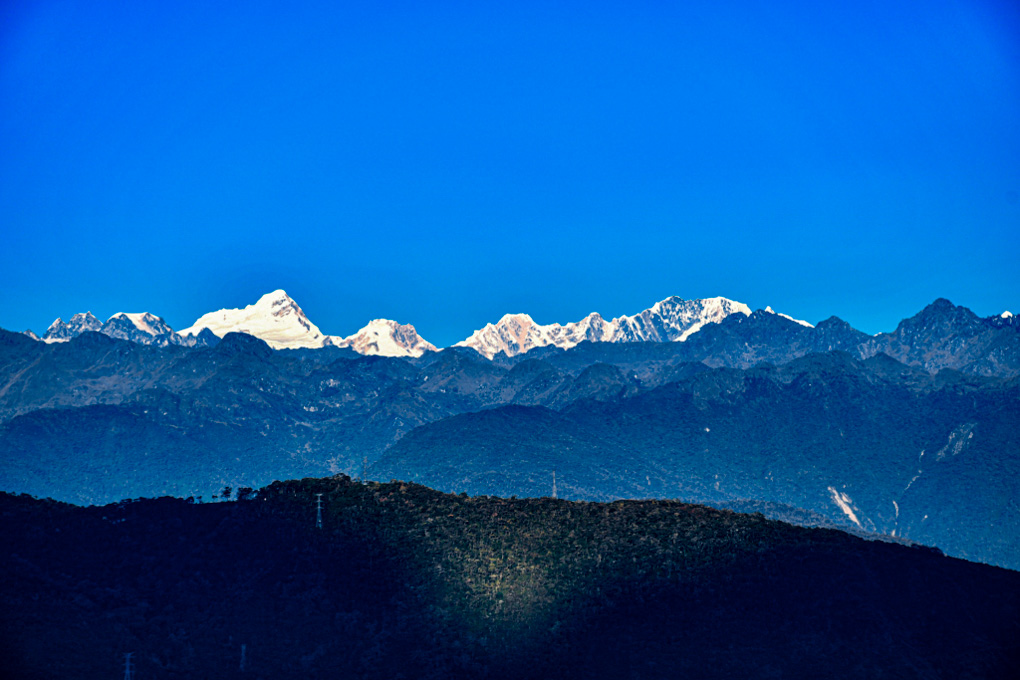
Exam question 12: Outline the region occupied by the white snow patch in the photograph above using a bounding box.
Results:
[777,312,813,328]
[1002,311,1014,318]
[762,306,813,327]
[935,423,976,461]
[828,486,863,529]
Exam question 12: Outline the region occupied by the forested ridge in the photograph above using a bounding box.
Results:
[2,477,1017,679]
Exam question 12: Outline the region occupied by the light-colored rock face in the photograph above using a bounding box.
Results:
[327,319,437,358]
[103,312,178,346]
[454,296,754,359]
[178,290,328,350]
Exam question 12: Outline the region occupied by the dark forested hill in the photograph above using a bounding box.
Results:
[1,478,1018,679]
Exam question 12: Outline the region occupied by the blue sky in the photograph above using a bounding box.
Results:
[2,0,1018,346]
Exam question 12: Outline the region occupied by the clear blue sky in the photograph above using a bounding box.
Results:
[2,0,1018,346]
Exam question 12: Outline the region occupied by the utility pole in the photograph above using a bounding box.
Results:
[123,653,134,680]
[552,470,557,499]
[362,456,368,482]
[315,493,323,529]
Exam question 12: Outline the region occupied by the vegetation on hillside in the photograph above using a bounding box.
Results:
[2,477,1017,679]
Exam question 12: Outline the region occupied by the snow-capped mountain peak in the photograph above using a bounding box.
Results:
[328,319,437,357]
[107,312,173,336]
[453,313,549,359]
[102,312,180,346]
[613,296,753,343]
[455,296,754,359]
[43,312,103,343]
[178,290,327,350]
[25,291,814,358]
[493,313,537,347]
[1003,311,1014,319]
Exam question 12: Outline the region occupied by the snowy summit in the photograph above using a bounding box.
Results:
[455,296,754,359]
[328,319,437,358]
[26,290,820,359]
[178,290,437,356]
[179,290,327,350]
[42,312,103,343]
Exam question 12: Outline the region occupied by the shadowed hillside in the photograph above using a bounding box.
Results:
[2,477,1017,679]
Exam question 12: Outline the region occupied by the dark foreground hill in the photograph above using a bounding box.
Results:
[2,477,1018,679]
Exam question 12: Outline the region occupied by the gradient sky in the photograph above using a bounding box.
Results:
[2,0,1018,347]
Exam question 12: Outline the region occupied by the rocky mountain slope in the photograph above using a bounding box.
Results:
[43,310,219,348]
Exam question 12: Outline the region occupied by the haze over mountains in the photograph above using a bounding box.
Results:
[3,293,1019,570]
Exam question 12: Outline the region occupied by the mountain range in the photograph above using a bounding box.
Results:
[28,290,1018,368]
[453,296,756,358]
[2,296,1019,570]
[29,290,805,358]
[42,311,220,348]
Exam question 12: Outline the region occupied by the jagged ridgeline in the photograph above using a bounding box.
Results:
[2,478,1017,679]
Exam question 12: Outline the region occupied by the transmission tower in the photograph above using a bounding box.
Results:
[123,653,134,680]
[362,456,368,482]
[552,470,557,499]
[315,493,323,529]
